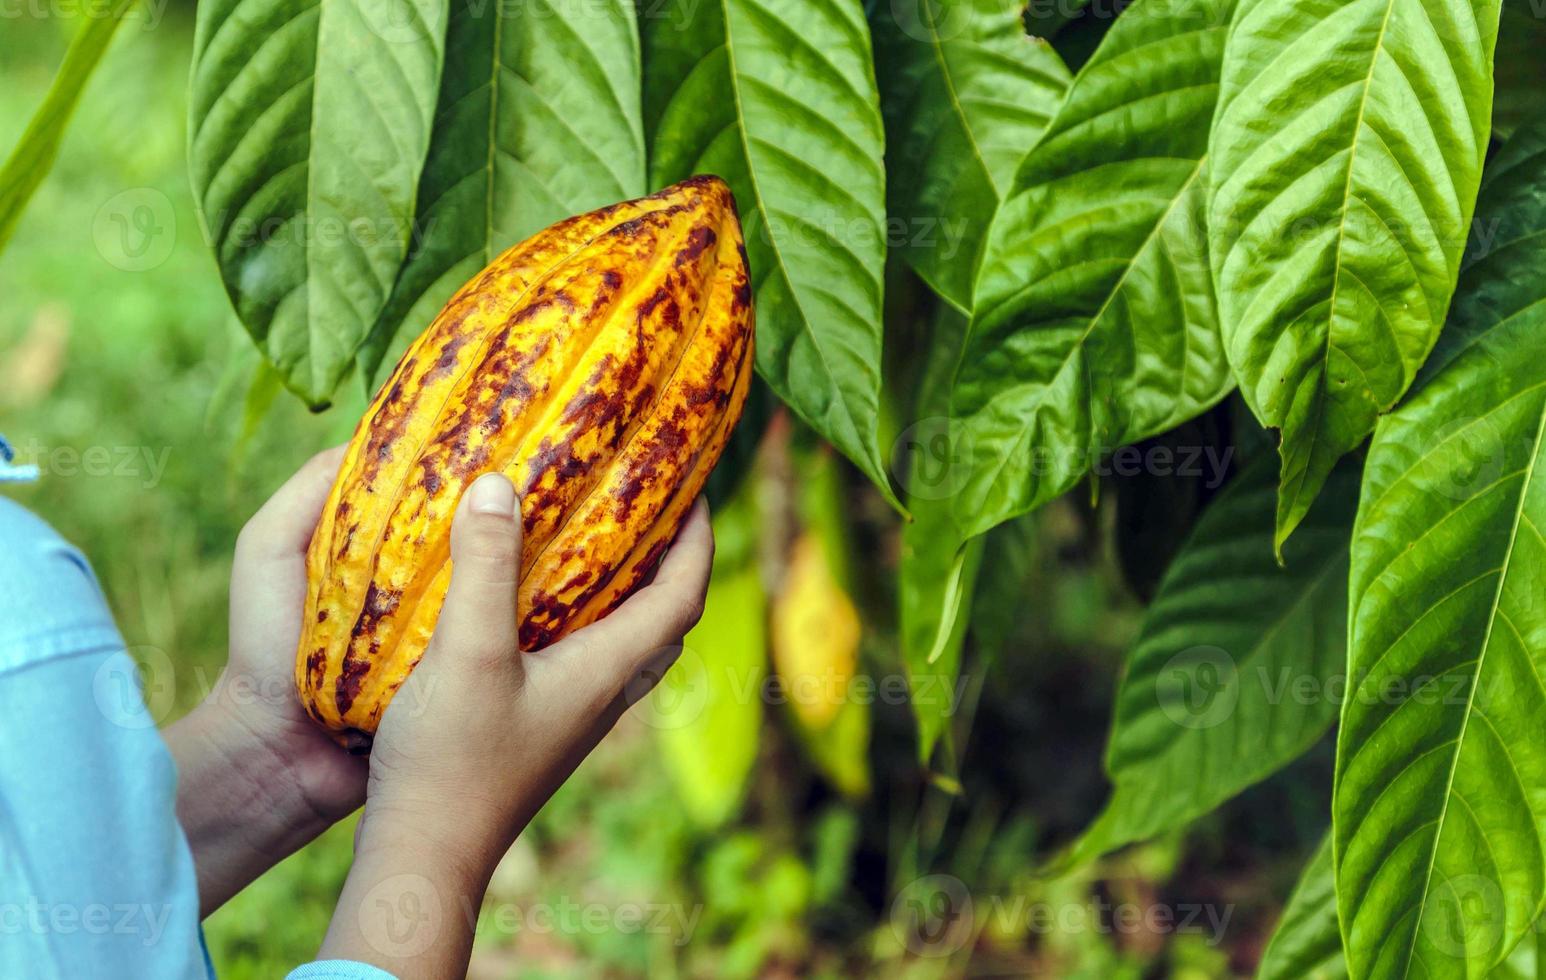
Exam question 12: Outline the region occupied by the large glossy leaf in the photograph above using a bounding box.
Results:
[948,0,1235,542]
[1258,840,1543,979]
[189,0,448,407]
[0,0,134,256]
[643,0,901,510]
[1334,118,1546,979]
[359,0,645,382]
[1063,453,1357,867]
[872,0,1070,311]
[1259,836,1349,980]
[1207,0,1501,553]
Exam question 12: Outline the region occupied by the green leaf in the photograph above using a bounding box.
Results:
[949,0,1235,542]
[655,491,766,829]
[359,0,645,382]
[1258,836,1350,980]
[189,0,448,407]
[1258,839,1545,980]
[899,304,981,761]
[899,511,981,761]
[1334,117,1546,979]
[872,0,1070,310]
[1207,0,1502,554]
[643,0,902,511]
[1063,453,1357,867]
[0,0,136,256]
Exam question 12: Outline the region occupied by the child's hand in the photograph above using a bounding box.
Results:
[320,472,713,974]
[167,446,367,914]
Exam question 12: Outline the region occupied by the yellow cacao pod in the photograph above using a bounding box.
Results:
[295,176,754,746]
[771,533,861,732]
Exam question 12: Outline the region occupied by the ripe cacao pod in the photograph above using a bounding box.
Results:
[295,176,754,746]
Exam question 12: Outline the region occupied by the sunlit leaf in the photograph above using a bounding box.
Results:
[1208,0,1501,552]
[0,0,136,256]
[1335,114,1546,980]
[189,0,448,406]
[949,0,1235,542]
[872,0,1070,310]
[644,0,901,510]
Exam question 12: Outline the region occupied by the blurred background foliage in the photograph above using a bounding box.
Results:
[1,5,1343,977]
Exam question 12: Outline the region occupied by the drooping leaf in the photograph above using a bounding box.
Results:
[1258,836,1349,980]
[872,0,1070,310]
[643,0,902,511]
[947,0,1236,542]
[898,303,981,761]
[0,0,136,256]
[899,514,981,762]
[1207,0,1502,553]
[1334,116,1546,980]
[655,489,766,829]
[189,0,448,407]
[1064,453,1358,868]
[359,0,645,382]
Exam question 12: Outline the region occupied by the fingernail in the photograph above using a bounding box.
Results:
[468,472,515,516]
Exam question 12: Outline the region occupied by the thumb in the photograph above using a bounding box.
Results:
[430,471,524,670]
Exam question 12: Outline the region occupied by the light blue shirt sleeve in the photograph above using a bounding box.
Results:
[0,496,395,980]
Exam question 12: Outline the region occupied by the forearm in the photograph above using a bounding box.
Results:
[317,816,497,978]
[166,700,335,916]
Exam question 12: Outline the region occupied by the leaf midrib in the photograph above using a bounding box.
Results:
[1279,0,1399,531]
[921,1,998,202]
[1395,397,1546,979]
